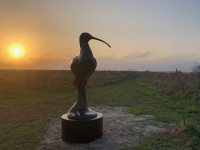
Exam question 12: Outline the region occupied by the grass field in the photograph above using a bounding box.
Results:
[0,70,200,149]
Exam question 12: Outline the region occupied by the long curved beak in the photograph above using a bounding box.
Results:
[92,37,111,48]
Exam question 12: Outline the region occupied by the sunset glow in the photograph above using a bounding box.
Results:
[0,0,200,71]
[9,44,25,59]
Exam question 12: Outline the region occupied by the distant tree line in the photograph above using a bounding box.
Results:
[192,63,200,75]
[192,63,200,88]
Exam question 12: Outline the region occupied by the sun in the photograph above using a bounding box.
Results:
[8,43,25,59]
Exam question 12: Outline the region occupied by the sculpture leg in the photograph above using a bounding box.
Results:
[77,85,87,110]
[68,84,97,120]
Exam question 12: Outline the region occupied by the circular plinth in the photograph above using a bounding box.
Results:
[61,112,103,143]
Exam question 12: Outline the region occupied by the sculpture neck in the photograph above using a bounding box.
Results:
[79,42,94,60]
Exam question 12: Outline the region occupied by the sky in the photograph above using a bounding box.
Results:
[0,0,199,71]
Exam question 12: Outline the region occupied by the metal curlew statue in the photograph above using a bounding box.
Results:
[68,32,111,120]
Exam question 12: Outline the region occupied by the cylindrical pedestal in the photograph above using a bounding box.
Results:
[61,112,103,143]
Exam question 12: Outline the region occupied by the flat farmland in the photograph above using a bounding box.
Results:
[0,70,199,150]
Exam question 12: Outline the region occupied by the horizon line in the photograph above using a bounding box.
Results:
[0,68,192,73]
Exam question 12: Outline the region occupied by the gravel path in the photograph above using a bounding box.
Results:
[37,106,174,150]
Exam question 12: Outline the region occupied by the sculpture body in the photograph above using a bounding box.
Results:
[61,33,110,143]
[67,32,111,120]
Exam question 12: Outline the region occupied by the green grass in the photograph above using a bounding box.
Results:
[0,70,200,149]
[0,70,134,150]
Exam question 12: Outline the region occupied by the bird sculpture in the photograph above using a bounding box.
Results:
[68,32,111,120]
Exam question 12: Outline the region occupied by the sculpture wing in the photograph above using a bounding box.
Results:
[70,57,97,86]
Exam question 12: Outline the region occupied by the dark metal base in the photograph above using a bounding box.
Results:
[61,112,103,143]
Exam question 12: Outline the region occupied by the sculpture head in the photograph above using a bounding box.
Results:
[79,32,111,48]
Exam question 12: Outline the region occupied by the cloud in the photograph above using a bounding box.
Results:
[123,51,154,60]
[0,56,68,70]
[95,51,199,72]
[0,49,199,72]
[134,51,154,59]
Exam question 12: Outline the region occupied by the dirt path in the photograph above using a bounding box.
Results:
[37,106,174,150]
